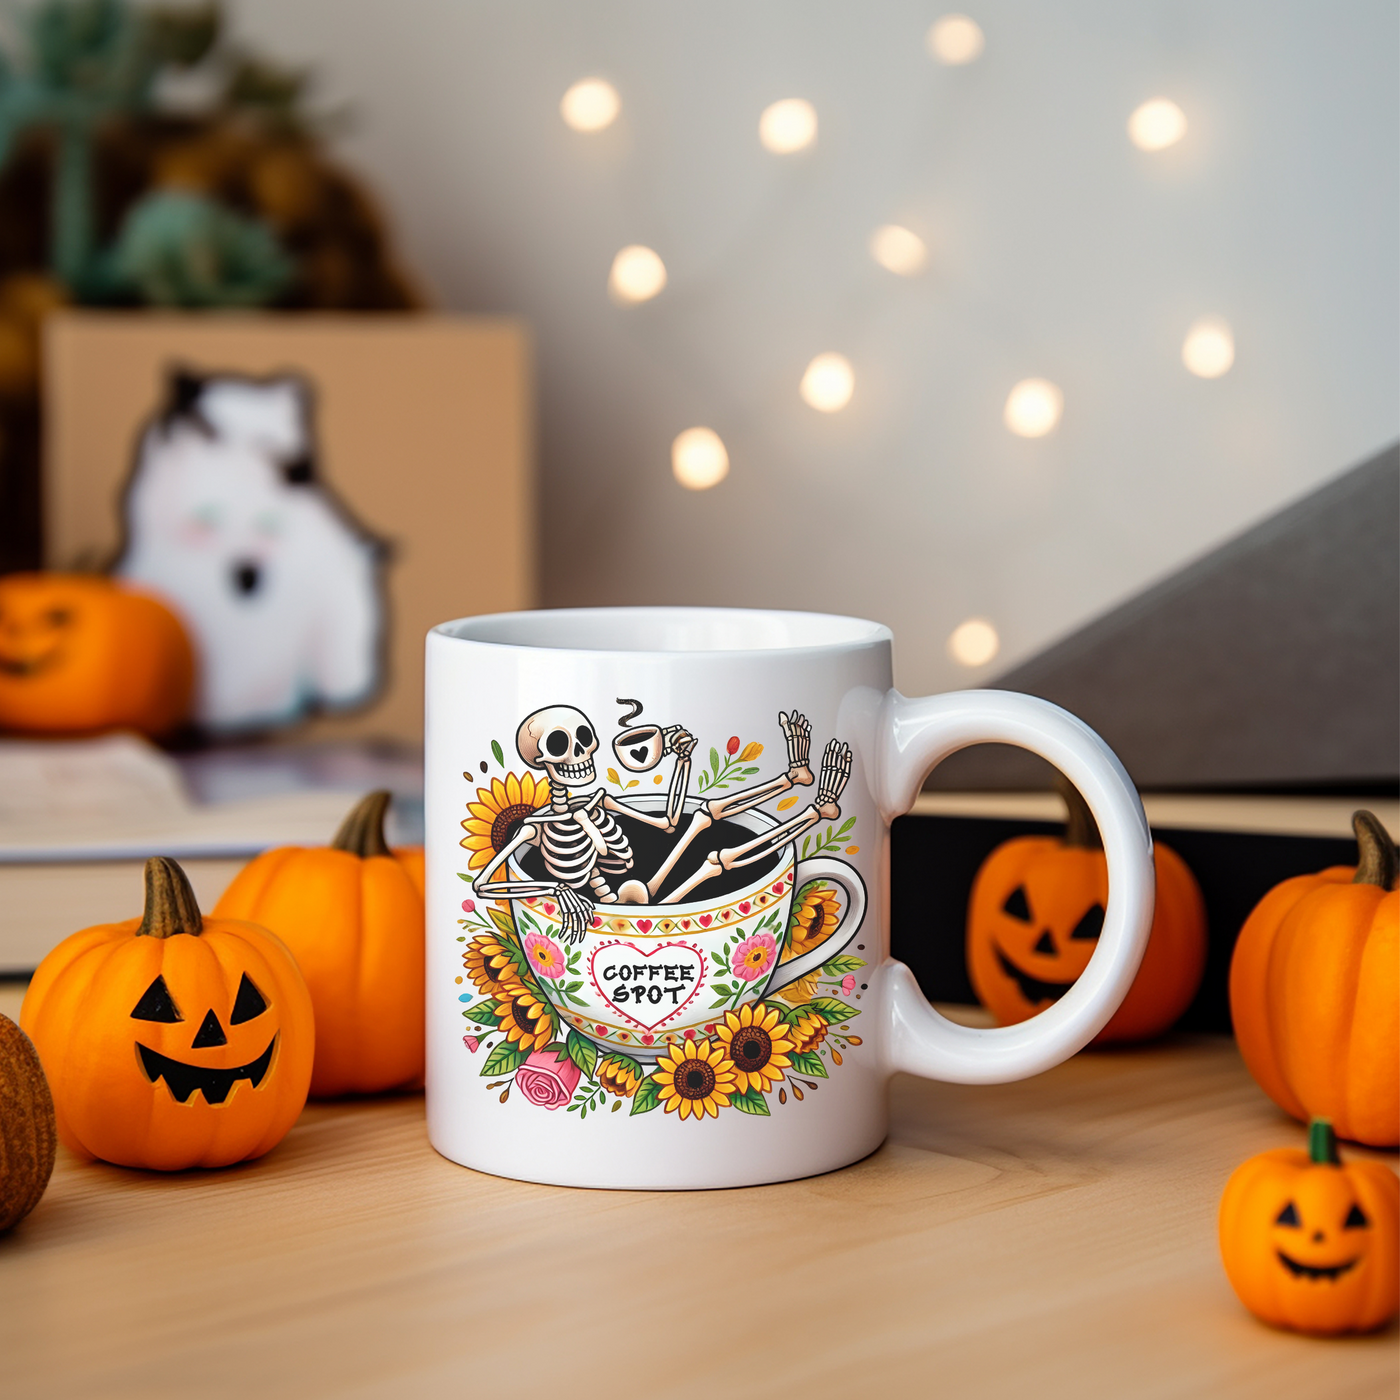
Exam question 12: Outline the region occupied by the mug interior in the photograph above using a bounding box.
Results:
[435,606,890,655]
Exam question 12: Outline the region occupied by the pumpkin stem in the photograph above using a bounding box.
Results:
[1351,810,1398,891]
[136,857,203,938]
[332,790,393,858]
[1308,1118,1341,1166]
[1055,773,1102,850]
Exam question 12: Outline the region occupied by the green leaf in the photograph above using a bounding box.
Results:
[630,1077,663,1115]
[729,1085,770,1116]
[457,872,473,882]
[563,990,591,1009]
[808,996,860,1023]
[709,747,721,775]
[488,906,515,937]
[461,999,502,1025]
[602,1050,642,1079]
[773,1001,809,1023]
[789,1050,828,1078]
[822,956,865,975]
[566,1029,598,1080]
[491,739,505,767]
[480,1042,526,1077]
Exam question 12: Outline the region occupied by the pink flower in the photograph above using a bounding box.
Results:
[841,974,856,995]
[731,931,778,983]
[463,1035,480,1052]
[515,1048,580,1109]
[726,735,740,756]
[461,899,475,913]
[524,931,566,980]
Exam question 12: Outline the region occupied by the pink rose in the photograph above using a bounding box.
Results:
[515,1047,581,1109]
[842,974,856,995]
[461,899,475,913]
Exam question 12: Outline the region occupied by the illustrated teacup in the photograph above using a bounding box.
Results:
[426,607,1155,1190]
[493,796,865,1062]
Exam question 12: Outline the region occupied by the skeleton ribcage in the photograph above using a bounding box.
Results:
[538,809,634,889]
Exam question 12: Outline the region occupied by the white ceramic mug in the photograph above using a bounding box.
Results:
[425,607,1154,1190]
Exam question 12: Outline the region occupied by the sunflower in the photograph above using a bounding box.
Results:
[597,1054,643,1099]
[788,1008,829,1055]
[460,771,552,870]
[714,1002,795,1094]
[494,982,556,1052]
[782,881,842,961]
[653,1038,739,1121]
[463,933,525,997]
[773,970,821,1006]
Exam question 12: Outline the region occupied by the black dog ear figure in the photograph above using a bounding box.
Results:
[162,369,215,438]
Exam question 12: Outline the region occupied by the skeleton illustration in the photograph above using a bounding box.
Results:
[471,703,852,939]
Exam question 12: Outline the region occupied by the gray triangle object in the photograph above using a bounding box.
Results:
[931,442,1400,792]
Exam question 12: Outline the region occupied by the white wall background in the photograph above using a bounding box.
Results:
[231,0,1399,697]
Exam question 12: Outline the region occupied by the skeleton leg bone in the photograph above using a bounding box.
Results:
[659,740,852,904]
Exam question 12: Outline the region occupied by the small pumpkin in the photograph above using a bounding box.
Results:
[966,777,1207,1043]
[1219,1119,1399,1334]
[1229,810,1399,1148]
[21,857,313,1170]
[214,791,425,1098]
[0,572,195,737]
[0,1011,56,1231]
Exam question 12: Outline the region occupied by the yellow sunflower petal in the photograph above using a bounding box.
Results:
[490,777,508,807]
[466,802,498,823]
[505,772,522,806]
[678,1097,694,1121]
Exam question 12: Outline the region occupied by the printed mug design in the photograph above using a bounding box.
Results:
[452,699,868,1121]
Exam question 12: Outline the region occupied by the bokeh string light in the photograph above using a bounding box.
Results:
[926,14,985,66]
[869,225,927,275]
[800,353,855,412]
[608,245,667,303]
[1003,379,1063,437]
[560,78,621,132]
[948,618,1000,667]
[1182,318,1235,378]
[759,98,818,154]
[1128,98,1187,151]
[672,427,729,490]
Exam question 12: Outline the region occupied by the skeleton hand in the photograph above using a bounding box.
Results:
[779,711,814,785]
[662,725,696,759]
[814,740,851,820]
[555,885,595,942]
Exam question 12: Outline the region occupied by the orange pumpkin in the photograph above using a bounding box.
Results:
[966,778,1207,1043]
[1219,1119,1399,1334]
[0,572,194,737]
[214,790,425,1098]
[21,857,313,1170]
[1229,810,1398,1147]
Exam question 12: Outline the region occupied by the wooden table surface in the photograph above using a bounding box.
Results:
[1,985,1394,1400]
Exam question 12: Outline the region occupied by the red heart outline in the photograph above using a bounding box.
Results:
[586,940,707,1031]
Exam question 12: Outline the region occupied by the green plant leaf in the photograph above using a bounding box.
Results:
[488,906,515,937]
[491,739,505,767]
[729,1085,769,1116]
[457,872,473,882]
[822,956,865,975]
[789,1050,828,1078]
[461,999,502,1025]
[808,996,860,1023]
[630,1077,663,1115]
[773,1002,809,1023]
[709,747,721,775]
[566,1029,598,1080]
[480,1042,526,1077]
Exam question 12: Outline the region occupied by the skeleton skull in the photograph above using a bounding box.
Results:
[517,705,599,787]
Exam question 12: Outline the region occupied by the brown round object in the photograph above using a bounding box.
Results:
[0,315,38,397]
[248,144,326,231]
[0,273,68,327]
[0,1010,56,1231]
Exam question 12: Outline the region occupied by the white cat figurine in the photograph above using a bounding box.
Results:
[116,370,386,733]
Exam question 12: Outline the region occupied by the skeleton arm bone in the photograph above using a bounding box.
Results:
[470,820,595,937]
[602,725,695,832]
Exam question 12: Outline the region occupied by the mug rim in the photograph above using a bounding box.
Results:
[430,605,892,659]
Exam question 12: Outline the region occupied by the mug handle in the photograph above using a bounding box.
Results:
[876,689,1155,1084]
[765,857,868,995]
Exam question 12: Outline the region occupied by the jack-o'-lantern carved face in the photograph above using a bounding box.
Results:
[985,867,1104,1006]
[20,858,315,1171]
[129,968,277,1105]
[0,573,194,737]
[1219,1121,1400,1335]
